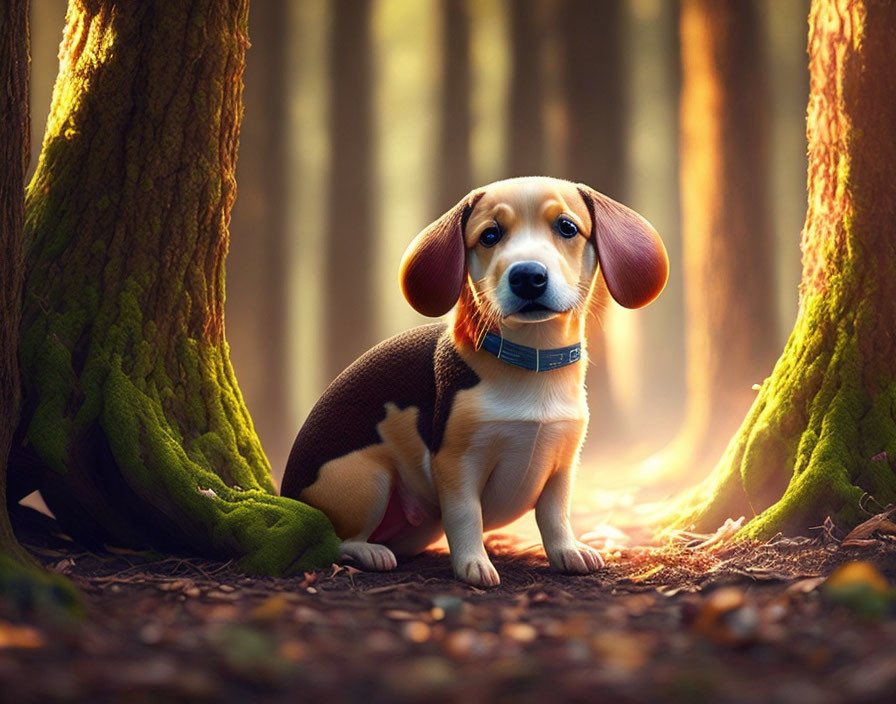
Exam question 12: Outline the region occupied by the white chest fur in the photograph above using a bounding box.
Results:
[470,418,585,530]
[463,369,588,530]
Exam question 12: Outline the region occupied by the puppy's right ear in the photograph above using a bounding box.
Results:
[399,189,484,317]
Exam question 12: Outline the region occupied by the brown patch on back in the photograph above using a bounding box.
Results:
[283,324,478,499]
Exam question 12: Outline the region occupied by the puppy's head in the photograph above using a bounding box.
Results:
[400,177,668,331]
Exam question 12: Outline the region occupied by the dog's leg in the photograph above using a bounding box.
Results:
[440,487,500,587]
[337,466,398,572]
[300,453,398,572]
[535,467,603,574]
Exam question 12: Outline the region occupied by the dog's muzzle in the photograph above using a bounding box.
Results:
[507,261,548,300]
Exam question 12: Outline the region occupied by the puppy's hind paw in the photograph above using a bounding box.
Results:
[454,554,500,587]
[340,541,398,572]
[548,542,605,575]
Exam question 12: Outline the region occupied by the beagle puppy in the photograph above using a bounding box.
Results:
[282,177,667,586]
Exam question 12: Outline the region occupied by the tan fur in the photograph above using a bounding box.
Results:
[300,445,392,540]
[375,403,436,505]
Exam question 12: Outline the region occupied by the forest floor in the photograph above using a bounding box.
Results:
[3,508,896,704]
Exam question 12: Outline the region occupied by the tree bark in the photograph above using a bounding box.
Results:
[1,0,82,617]
[1,0,33,567]
[14,0,338,574]
[673,0,896,537]
[649,0,777,483]
[325,0,375,382]
[227,0,290,474]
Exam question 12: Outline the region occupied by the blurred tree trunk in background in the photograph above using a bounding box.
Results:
[645,0,776,486]
[15,0,337,574]
[27,0,67,183]
[560,0,626,447]
[628,0,684,438]
[765,0,812,341]
[1,0,34,567]
[325,0,374,382]
[561,0,626,202]
[434,0,472,213]
[508,0,545,176]
[228,0,290,474]
[673,0,896,538]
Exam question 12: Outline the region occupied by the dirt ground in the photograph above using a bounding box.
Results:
[3,508,896,704]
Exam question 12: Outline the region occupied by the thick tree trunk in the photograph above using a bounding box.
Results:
[227,0,290,474]
[673,0,896,537]
[649,0,777,483]
[508,0,545,177]
[434,0,472,214]
[15,0,338,574]
[325,0,374,382]
[1,0,81,617]
[1,0,33,567]
[560,0,626,446]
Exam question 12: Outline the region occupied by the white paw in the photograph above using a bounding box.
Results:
[453,554,500,587]
[340,541,397,571]
[547,542,604,574]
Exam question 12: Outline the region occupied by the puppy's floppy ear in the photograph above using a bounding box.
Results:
[400,188,484,317]
[577,185,669,309]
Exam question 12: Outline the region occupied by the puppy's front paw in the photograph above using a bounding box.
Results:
[454,554,500,587]
[547,542,604,575]
[340,541,398,571]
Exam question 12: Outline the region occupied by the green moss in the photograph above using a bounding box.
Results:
[25,336,76,475]
[100,357,338,574]
[0,554,83,622]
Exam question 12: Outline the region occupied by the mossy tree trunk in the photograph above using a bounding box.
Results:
[648,0,777,484]
[560,0,626,447]
[325,0,374,382]
[1,0,81,617]
[14,0,338,574]
[673,0,896,538]
[1,0,34,568]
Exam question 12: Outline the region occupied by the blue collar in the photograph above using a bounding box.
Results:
[479,332,582,372]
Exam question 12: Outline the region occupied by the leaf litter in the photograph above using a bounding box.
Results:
[2,512,896,702]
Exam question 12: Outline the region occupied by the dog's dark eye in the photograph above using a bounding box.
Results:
[479,227,502,248]
[557,217,579,238]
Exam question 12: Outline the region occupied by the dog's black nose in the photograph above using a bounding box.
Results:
[508,261,548,300]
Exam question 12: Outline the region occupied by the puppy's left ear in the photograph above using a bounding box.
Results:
[400,188,484,317]
[578,185,669,309]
